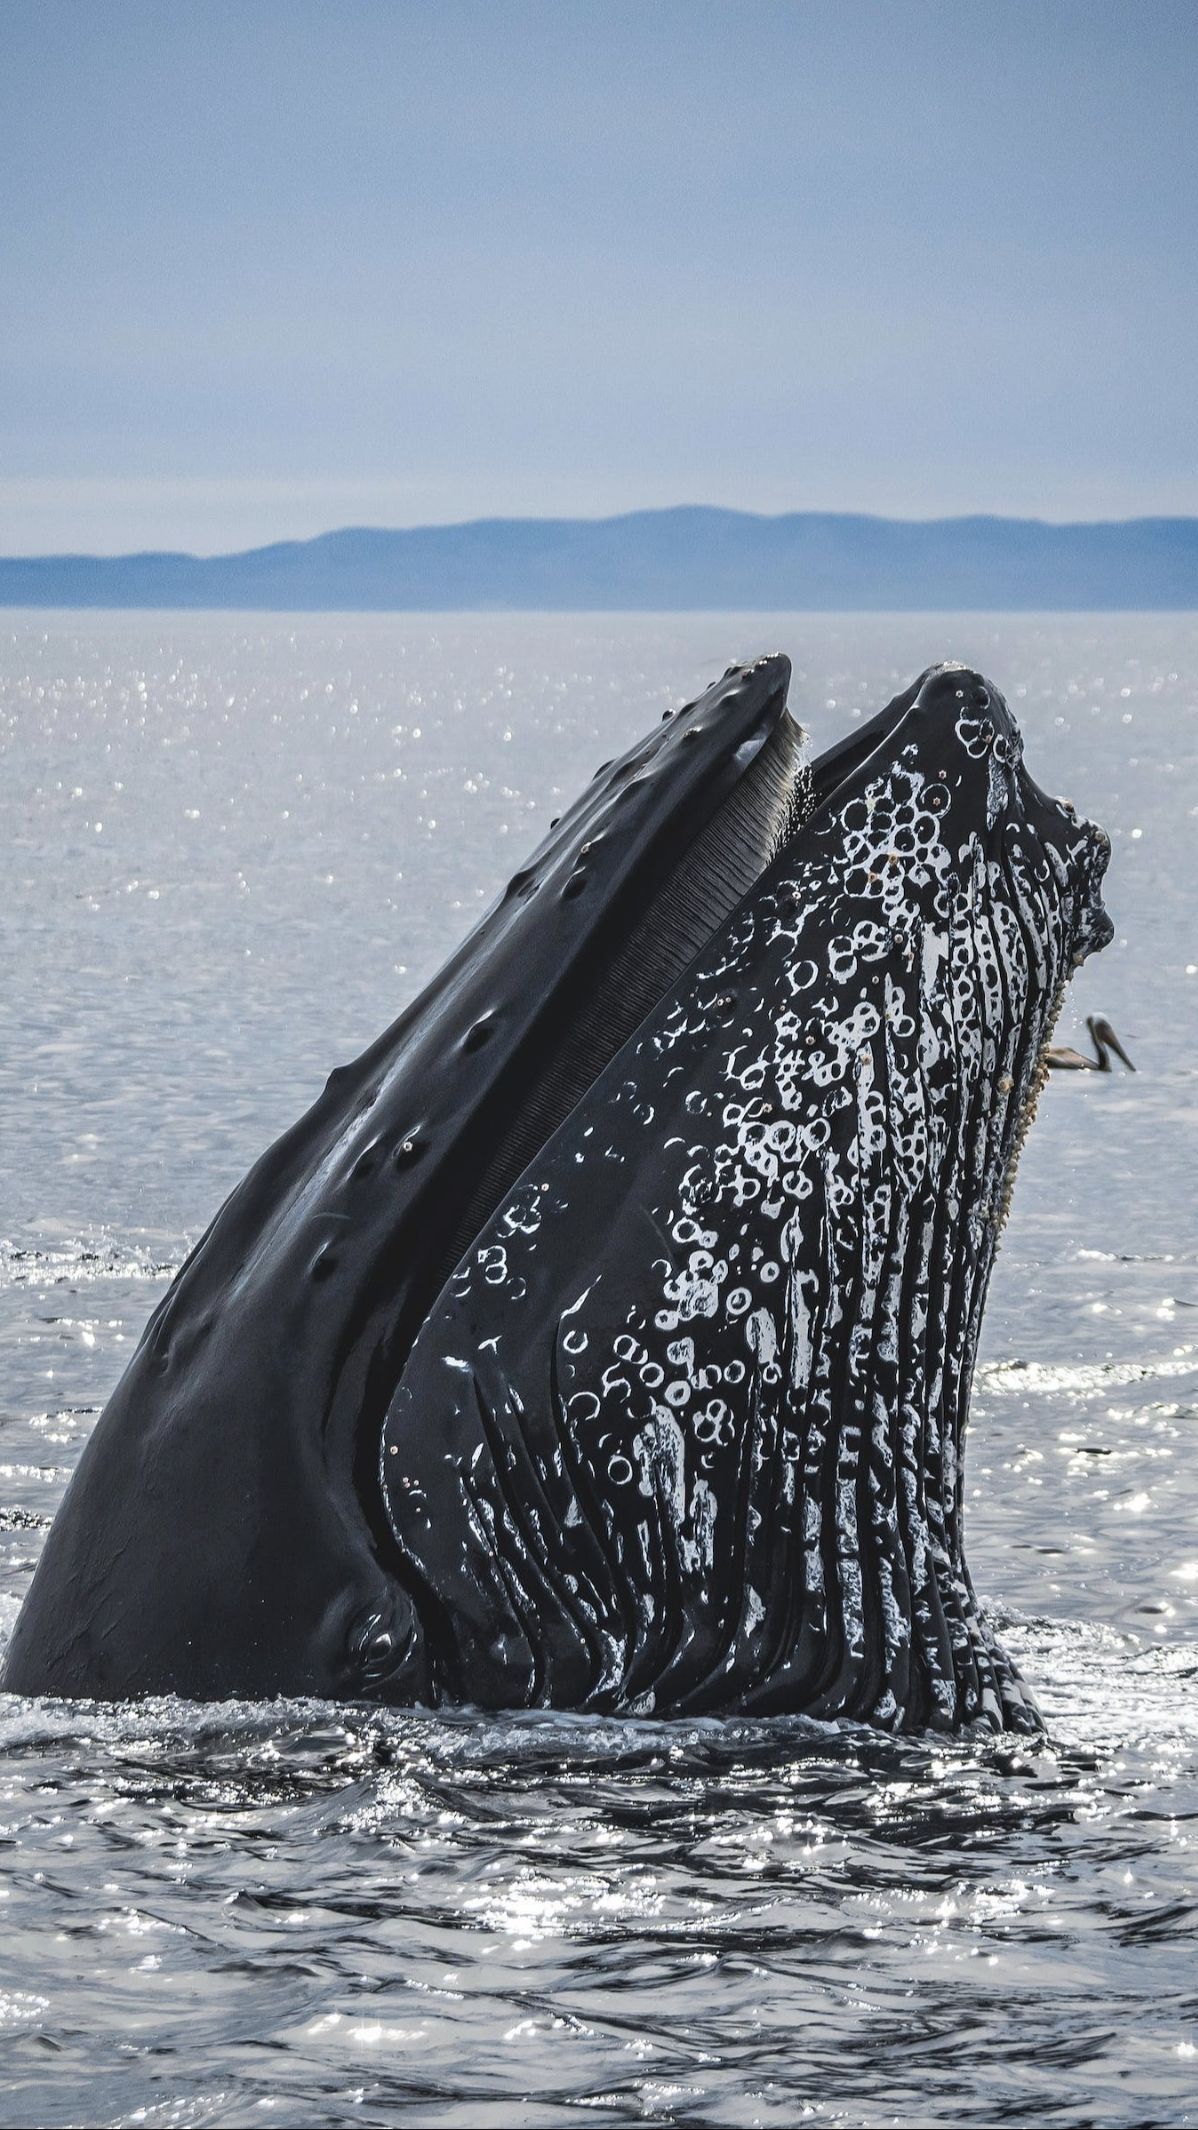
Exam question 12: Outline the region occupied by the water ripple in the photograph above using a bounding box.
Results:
[0,614,1195,2126]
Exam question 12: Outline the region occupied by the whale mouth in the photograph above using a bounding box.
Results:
[409,668,934,1328]
[362,660,1053,1459]
[430,704,809,1301]
[356,669,1002,1600]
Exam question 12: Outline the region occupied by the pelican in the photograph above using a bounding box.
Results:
[1046,1014,1135,1072]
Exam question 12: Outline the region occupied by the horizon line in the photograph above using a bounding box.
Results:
[5,501,1198,566]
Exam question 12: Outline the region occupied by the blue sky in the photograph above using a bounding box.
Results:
[2,0,1195,552]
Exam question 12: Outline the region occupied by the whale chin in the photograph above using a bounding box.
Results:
[3,657,1113,1727]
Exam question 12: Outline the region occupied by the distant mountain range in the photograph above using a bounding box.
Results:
[2,507,1197,610]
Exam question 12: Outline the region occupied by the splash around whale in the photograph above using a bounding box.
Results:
[2,658,1114,1730]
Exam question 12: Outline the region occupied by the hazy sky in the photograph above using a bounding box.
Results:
[2,1,1195,553]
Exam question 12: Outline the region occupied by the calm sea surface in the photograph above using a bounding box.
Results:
[0,612,1195,2127]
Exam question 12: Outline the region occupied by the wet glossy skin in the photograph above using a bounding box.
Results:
[2,659,1113,1727]
[1,658,793,1702]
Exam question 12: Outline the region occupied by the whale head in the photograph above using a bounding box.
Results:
[3,657,1112,1725]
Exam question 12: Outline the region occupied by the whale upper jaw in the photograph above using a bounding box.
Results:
[2,655,798,1703]
[1,656,1113,1720]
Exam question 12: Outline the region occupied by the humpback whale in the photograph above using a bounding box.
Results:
[2,658,1114,1730]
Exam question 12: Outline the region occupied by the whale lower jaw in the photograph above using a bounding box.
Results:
[379,666,1113,1733]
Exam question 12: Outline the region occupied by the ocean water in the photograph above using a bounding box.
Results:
[0,610,1194,2128]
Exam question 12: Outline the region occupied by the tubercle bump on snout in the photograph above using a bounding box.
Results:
[912,662,1005,734]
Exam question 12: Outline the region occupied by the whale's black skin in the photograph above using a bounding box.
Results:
[2,658,797,1702]
[3,659,1113,1726]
